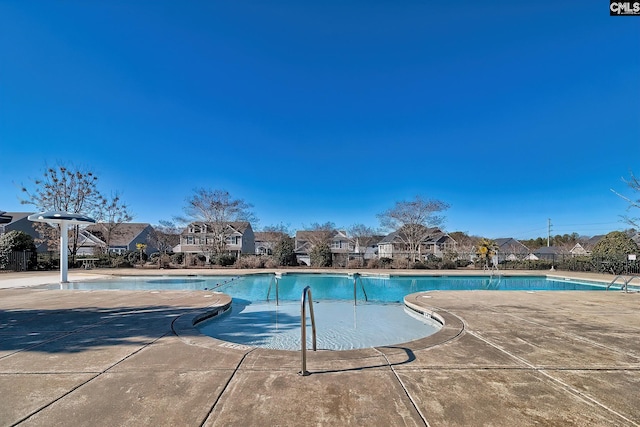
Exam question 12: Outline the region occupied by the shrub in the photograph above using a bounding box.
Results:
[272,236,298,266]
[37,258,58,270]
[392,258,410,269]
[456,259,473,268]
[127,250,148,264]
[366,258,380,268]
[171,253,184,265]
[111,256,132,268]
[0,231,37,270]
[347,258,365,269]
[149,253,171,268]
[234,255,265,269]
[310,244,332,267]
[213,254,236,267]
[263,257,279,269]
[379,257,393,267]
[591,231,639,274]
[440,260,458,269]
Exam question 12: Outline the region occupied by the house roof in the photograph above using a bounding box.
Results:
[587,235,604,247]
[0,211,12,224]
[85,223,151,246]
[494,238,529,253]
[228,221,252,233]
[3,212,32,225]
[255,231,288,242]
[533,246,568,255]
[378,226,443,245]
[183,221,252,234]
[295,229,345,243]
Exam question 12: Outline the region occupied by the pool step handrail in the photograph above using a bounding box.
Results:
[628,276,640,291]
[607,275,640,293]
[352,273,368,306]
[266,273,280,305]
[299,286,317,376]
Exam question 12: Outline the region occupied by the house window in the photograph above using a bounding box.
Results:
[187,236,194,245]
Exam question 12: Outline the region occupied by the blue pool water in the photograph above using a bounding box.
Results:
[51,273,611,301]
[49,273,611,350]
[197,300,442,350]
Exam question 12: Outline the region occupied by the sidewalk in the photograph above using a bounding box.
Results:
[0,271,638,426]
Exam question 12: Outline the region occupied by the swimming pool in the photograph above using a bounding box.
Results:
[48,273,612,350]
[51,273,612,299]
[196,299,442,350]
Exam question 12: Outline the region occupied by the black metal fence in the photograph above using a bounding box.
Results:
[2,249,639,275]
[496,254,640,275]
[1,251,36,271]
[372,252,640,274]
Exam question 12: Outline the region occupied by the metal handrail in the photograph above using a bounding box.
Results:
[607,275,640,293]
[628,276,640,291]
[299,285,317,376]
[266,273,281,305]
[351,273,368,306]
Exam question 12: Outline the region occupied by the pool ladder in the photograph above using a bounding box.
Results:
[299,286,317,376]
[607,275,640,293]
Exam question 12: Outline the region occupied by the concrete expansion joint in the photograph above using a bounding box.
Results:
[11,372,102,425]
[200,347,256,426]
[373,347,430,427]
[15,332,172,425]
[468,330,640,427]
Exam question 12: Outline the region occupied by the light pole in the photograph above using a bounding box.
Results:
[28,211,96,283]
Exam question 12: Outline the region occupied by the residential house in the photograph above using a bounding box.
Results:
[494,238,530,262]
[532,246,569,261]
[254,231,289,255]
[76,229,107,256]
[377,226,457,260]
[0,212,49,252]
[294,229,354,266]
[352,235,384,261]
[178,221,255,261]
[569,235,604,256]
[83,223,157,255]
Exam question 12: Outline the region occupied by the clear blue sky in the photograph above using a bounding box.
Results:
[1,1,638,239]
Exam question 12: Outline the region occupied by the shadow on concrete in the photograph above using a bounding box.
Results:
[0,305,221,354]
[309,346,416,375]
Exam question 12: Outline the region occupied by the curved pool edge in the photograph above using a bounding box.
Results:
[172,290,466,363]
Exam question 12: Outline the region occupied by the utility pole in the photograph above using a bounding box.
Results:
[547,218,552,247]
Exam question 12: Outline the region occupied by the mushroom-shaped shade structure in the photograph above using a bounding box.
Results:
[28,211,96,283]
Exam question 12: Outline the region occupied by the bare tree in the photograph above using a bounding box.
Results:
[613,171,640,229]
[19,164,105,263]
[377,195,449,262]
[303,222,337,246]
[178,189,256,256]
[348,223,379,265]
[448,231,481,259]
[258,224,291,255]
[148,220,181,255]
[92,192,133,257]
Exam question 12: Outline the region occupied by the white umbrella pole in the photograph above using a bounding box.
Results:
[60,221,69,283]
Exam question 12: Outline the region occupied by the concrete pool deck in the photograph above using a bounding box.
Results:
[0,269,638,426]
